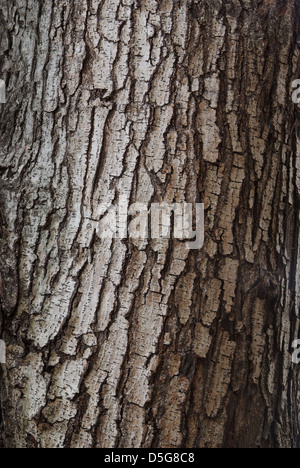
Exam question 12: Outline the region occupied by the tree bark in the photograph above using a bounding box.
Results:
[0,0,300,449]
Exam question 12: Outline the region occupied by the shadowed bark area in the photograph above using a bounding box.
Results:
[0,0,300,449]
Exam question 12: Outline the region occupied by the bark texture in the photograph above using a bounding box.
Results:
[0,0,300,449]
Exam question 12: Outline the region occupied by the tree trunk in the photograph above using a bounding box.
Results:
[0,0,300,449]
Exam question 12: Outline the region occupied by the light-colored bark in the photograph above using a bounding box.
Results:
[0,0,300,448]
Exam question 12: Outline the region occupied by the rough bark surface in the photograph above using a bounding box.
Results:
[0,0,300,449]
